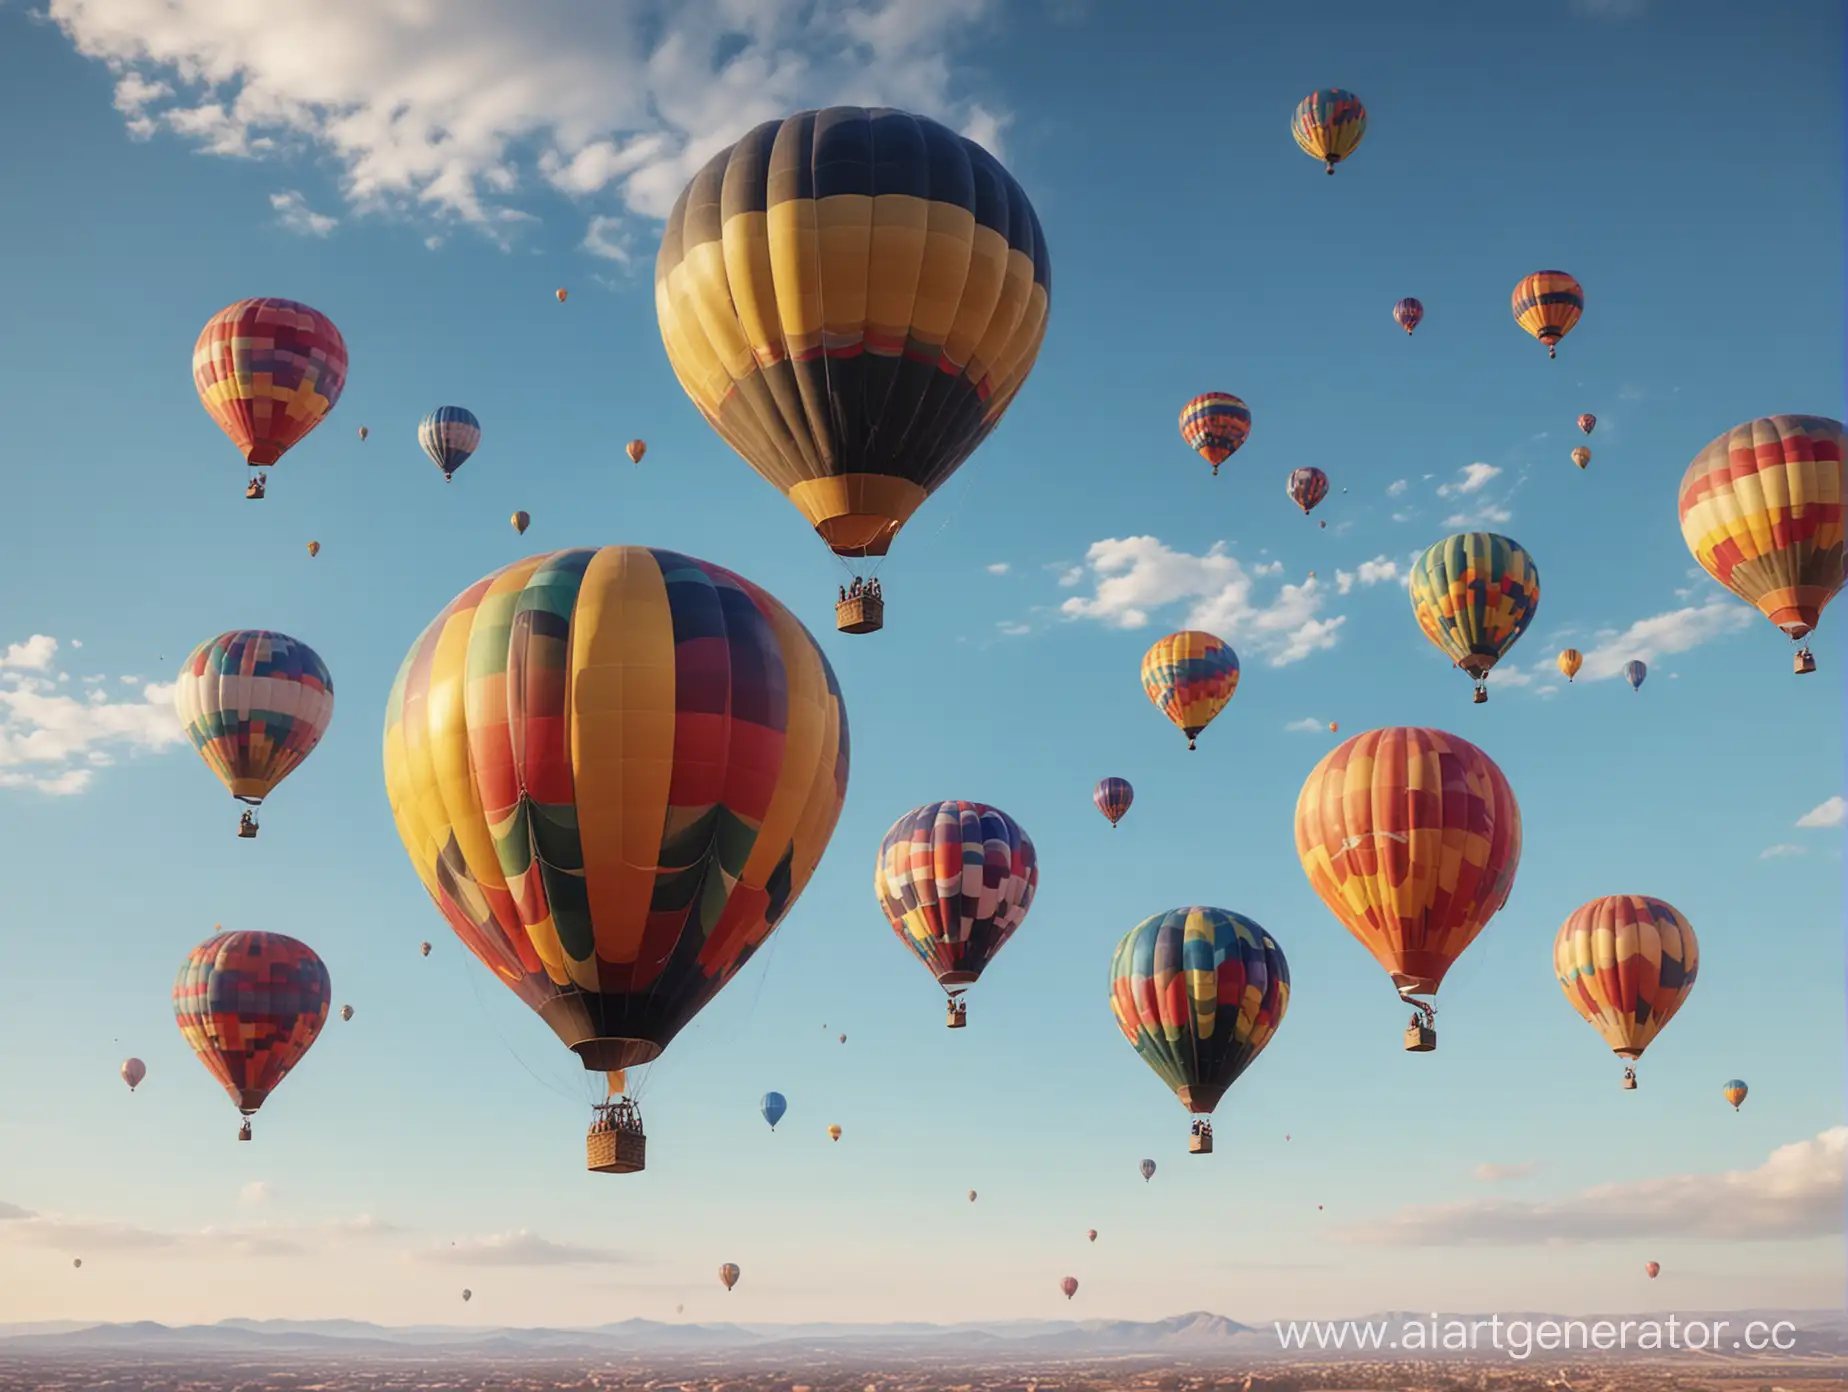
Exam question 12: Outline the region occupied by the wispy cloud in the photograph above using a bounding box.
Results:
[269,189,337,237]
[1572,598,1754,681]
[581,214,632,265]
[1436,463,1501,498]
[0,637,185,794]
[0,1201,397,1260]
[1796,796,1845,829]
[986,562,1011,576]
[1340,1128,1844,1246]
[1284,717,1326,733]
[1760,843,1807,860]
[418,1229,627,1267]
[1386,479,1408,497]
[1472,1162,1538,1183]
[53,0,1005,244]
[1059,537,1353,667]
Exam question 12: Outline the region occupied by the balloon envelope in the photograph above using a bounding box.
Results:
[173,930,330,1114]
[1141,631,1239,748]
[1060,1276,1079,1300]
[1578,414,1596,434]
[1722,1079,1748,1110]
[719,1263,740,1290]
[1139,1159,1156,1181]
[626,439,646,464]
[1554,896,1698,1061]
[760,1091,787,1129]
[1557,649,1583,680]
[1292,89,1367,172]
[875,802,1037,989]
[1645,1262,1660,1279]
[1110,907,1290,1115]
[1409,533,1541,685]
[120,1057,146,1090]
[1624,660,1647,690]
[1295,728,1522,998]
[1572,447,1591,470]
[655,107,1050,561]
[1179,393,1251,471]
[1393,298,1423,334]
[1511,271,1584,357]
[1287,466,1330,515]
[418,407,481,479]
[382,548,850,1075]
[193,298,347,467]
[174,631,334,806]
[1092,776,1134,827]
[1677,414,1845,643]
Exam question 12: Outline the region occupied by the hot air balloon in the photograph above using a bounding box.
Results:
[1296,728,1522,1051]
[720,1263,741,1291]
[1557,649,1583,682]
[358,425,369,442]
[1393,298,1424,335]
[1511,271,1583,359]
[174,631,334,838]
[173,929,330,1140]
[193,299,348,492]
[511,510,530,535]
[72,1258,81,1269]
[1722,1079,1748,1110]
[120,1058,146,1091]
[1327,721,1339,733]
[1060,1276,1079,1300]
[555,288,568,303]
[340,1004,354,1022]
[1572,447,1592,471]
[1409,533,1541,702]
[307,540,321,558]
[761,1091,787,1130]
[1554,895,1698,1089]
[1093,777,1134,829]
[1141,631,1240,750]
[418,406,481,481]
[462,1289,473,1302]
[383,548,850,1173]
[1624,660,1647,691]
[876,801,1036,1029]
[1678,415,1845,674]
[968,1190,978,1203]
[626,439,646,464]
[1287,467,1330,517]
[1110,907,1290,1153]
[1644,1262,1660,1279]
[1291,89,1367,174]
[1578,414,1596,435]
[838,1032,847,1044]
[1179,394,1251,475]
[1086,1229,1097,1242]
[419,941,431,958]
[655,108,1051,632]
[1139,1159,1156,1182]
[827,1124,843,1142]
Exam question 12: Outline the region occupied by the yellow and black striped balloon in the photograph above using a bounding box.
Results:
[655,107,1052,559]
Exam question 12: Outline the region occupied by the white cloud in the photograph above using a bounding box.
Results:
[1573,597,1754,681]
[581,214,631,265]
[0,1200,395,1260]
[959,102,1008,158]
[996,621,1031,637]
[1284,717,1325,733]
[1760,844,1806,860]
[1386,479,1408,497]
[238,1182,275,1207]
[1472,1162,1538,1183]
[1443,502,1513,528]
[1389,510,1413,524]
[0,636,185,794]
[1342,1128,1845,1246]
[1056,565,1084,588]
[419,1229,625,1267]
[1436,463,1501,498]
[985,563,1010,576]
[1796,796,1846,829]
[1059,537,1346,667]
[269,189,337,236]
[51,0,1004,241]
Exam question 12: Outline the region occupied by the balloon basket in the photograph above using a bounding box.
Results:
[945,1001,967,1029]
[1188,1131,1213,1155]
[587,1127,647,1174]
[1795,649,1816,675]
[237,823,259,839]
[1404,1023,1436,1052]
[836,594,884,635]
[1620,1074,1637,1092]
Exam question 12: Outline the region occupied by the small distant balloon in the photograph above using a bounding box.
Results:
[1139,1159,1156,1182]
[121,1057,146,1091]
[555,288,568,303]
[838,1033,847,1044]
[1179,393,1251,475]
[358,426,369,442]
[461,1288,472,1302]
[1393,298,1423,335]
[1092,776,1134,828]
[1287,466,1330,517]
[306,540,321,558]
[1578,414,1596,435]
[1624,660,1647,691]
[511,510,530,535]
[1086,1229,1097,1243]
[1572,447,1591,471]
[340,1004,354,1022]
[1512,271,1584,359]
[1060,1276,1079,1301]
[73,1259,82,1269]
[419,406,481,481]
[1292,88,1367,174]
[720,1263,741,1292]
[1722,1079,1748,1111]
[968,1190,978,1203]
[626,439,646,464]
[1557,649,1583,682]
[1644,1262,1660,1279]
[760,1091,787,1130]
[827,1123,842,1142]
[1327,721,1338,733]
[419,941,432,958]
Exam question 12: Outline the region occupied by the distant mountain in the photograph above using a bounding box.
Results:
[0,1308,1836,1360]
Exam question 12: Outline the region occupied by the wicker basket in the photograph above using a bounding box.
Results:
[1403,1023,1436,1053]
[836,593,884,634]
[945,1001,966,1029]
[1795,649,1816,675]
[587,1127,647,1174]
[1188,1130,1214,1155]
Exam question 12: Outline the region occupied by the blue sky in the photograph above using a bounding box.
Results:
[0,0,1841,1329]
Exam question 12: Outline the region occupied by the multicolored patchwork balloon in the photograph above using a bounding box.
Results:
[1295,727,1522,1048]
[1722,1079,1748,1111]
[1511,270,1583,358]
[1109,907,1290,1124]
[1292,88,1367,174]
[1624,659,1647,691]
[1409,532,1541,701]
[1141,631,1240,750]
[874,801,1038,1019]
[1179,393,1251,475]
[1578,414,1597,434]
[1092,776,1134,828]
[173,630,334,818]
[1677,415,1845,670]
[418,406,481,480]
[193,298,347,468]
[1287,466,1330,516]
[382,547,851,1096]
[173,930,330,1134]
[1553,895,1699,1085]
[1393,297,1423,335]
